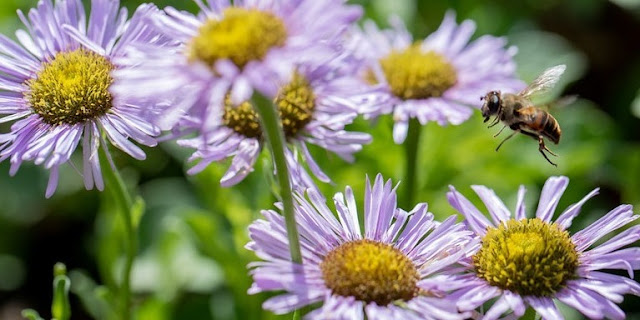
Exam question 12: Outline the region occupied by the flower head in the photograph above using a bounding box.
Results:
[0,0,166,197]
[112,0,363,130]
[247,174,475,319]
[353,12,525,143]
[446,176,640,319]
[176,42,386,189]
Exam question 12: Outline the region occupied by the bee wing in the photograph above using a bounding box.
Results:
[518,64,566,98]
[537,94,578,111]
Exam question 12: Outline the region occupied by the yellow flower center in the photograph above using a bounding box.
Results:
[222,96,261,138]
[320,239,419,306]
[374,44,457,100]
[473,218,579,296]
[223,73,315,138]
[188,7,288,69]
[25,49,114,125]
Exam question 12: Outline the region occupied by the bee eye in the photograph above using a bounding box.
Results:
[488,94,500,112]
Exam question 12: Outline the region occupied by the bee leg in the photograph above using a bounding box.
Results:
[537,136,558,167]
[538,136,558,156]
[518,129,559,166]
[493,125,507,137]
[495,130,518,151]
[487,117,500,128]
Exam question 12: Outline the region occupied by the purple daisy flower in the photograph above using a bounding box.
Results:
[445,176,640,319]
[174,46,385,188]
[0,0,167,197]
[352,12,525,143]
[111,0,363,131]
[247,174,476,319]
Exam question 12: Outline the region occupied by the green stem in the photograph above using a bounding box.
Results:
[401,118,422,208]
[253,94,303,264]
[98,147,135,320]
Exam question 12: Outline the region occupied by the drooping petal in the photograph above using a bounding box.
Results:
[525,297,564,320]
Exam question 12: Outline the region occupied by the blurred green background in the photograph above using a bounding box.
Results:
[1,0,640,319]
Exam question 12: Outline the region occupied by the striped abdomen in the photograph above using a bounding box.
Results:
[518,107,562,144]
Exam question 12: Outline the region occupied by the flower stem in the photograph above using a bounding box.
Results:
[98,147,135,320]
[253,93,303,264]
[401,118,422,208]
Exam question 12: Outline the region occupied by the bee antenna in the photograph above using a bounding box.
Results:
[480,96,484,101]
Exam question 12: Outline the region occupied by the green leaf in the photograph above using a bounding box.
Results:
[130,196,146,229]
[21,309,44,320]
[51,263,71,320]
[69,270,117,320]
[631,89,640,119]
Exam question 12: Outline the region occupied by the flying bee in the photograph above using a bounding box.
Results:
[480,64,568,166]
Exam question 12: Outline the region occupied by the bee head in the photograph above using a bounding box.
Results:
[480,91,501,122]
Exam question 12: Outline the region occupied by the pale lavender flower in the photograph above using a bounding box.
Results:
[247,174,476,319]
[445,176,640,320]
[0,0,166,197]
[175,50,385,188]
[353,12,525,143]
[111,0,363,131]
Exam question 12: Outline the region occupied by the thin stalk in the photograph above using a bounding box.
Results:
[401,118,422,208]
[98,147,135,320]
[253,94,303,264]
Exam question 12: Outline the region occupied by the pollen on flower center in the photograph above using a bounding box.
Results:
[274,72,315,137]
[223,73,315,138]
[222,96,261,138]
[188,7,288,69]
[375,44,457,100]
[25,49,114,125]
[320,239,419,306]
[473,218,579,296]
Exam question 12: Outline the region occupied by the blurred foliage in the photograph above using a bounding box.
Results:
[21,263,71,320]
[0,0,639,320]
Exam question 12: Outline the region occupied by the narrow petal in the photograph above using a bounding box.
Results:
[45,165,59,198]
[333,186,362,240]
[447,186,492,236]
[572,204,636,252]
[483,295,511,320]
[535,176,569,222]
[471,185,512,225]
[392,120,408,144]
[582,248,640,277]
[525,297,563,320]
[455,284,501,311]
[586,225,640,257]
[299,141,330,183]
[503,291,526,317]
[220,139,260,187]
[514,185,527,220]
[555,188,599,230]
[555,286,605,319]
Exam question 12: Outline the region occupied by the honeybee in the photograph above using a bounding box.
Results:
[481,64,568,166]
